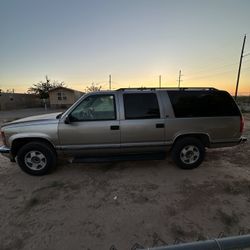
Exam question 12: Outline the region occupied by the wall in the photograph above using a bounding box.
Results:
[0,93,41,110]
[49,88,83,108]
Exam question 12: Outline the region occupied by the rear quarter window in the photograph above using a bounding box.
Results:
[167,90,240,118]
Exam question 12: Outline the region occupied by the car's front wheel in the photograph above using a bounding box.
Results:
[16,141,57,175]
[171,137,205,169]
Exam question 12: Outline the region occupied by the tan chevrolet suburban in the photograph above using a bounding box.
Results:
[0,87,247,175]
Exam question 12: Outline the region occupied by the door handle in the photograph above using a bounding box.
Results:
[110,125,120,130]
[156,123,165,128]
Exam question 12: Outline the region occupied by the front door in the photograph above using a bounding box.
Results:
[58,93,120,156]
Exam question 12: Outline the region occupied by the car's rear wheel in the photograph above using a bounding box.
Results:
[16,141,57,175]
[171,137,205,169]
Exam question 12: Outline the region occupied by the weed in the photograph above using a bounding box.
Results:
[25,197,40,209]
[222,180,250,195]
[166,206,177,216]
[171,224,186,238]
[217,209,239,227]
[48,180,65,189]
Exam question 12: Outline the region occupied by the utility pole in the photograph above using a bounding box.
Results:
[235,35,246,100]
[109,74,112,90]
[159,75,161,88]
[178,70,182,88]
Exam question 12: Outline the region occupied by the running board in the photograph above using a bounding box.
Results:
[73,153,166,163]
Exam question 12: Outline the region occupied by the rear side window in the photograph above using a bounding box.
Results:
[124,93,160,119]
[168,90,240,118]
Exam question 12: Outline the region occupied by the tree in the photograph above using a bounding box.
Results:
[28,75,65,99]
[0,89,15,93]
[85,82,102,93]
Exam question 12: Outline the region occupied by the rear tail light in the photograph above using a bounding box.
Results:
[1,131,7,145]
[240,115,244,133]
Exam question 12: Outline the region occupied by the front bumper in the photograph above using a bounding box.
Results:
[0,145,13,160]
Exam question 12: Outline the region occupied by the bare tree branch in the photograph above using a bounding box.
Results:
[28,76,66,99]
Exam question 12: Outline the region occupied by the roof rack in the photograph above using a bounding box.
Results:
[116,87,218,91]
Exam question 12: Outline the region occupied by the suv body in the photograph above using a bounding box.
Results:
[0,87,247,175]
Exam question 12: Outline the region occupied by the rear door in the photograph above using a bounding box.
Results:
[119,92,165,153]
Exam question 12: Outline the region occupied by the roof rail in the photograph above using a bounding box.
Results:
[116,87,218,91]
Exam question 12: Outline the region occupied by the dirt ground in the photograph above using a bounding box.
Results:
[0,110,250,250]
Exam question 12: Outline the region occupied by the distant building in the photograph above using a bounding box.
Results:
[49,87,84,108]
[0,93,41,110]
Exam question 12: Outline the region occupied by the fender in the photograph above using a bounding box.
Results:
[9,133,56,148]
[172,132,211,147]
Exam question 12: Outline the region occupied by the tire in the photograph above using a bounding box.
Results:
[171,137,205,169]
[16,141,57,176]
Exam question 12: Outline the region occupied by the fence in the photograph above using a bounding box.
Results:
[147,234,250,250]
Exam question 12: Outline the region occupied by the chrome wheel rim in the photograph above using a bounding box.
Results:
[180,145,200,164]
[24,151,47,170]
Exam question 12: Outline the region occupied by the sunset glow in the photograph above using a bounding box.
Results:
[1,0,250,95]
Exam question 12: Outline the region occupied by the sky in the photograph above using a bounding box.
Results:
[0,0,250,94]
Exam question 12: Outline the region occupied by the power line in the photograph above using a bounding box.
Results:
[185,62,250,82]
[181,56,250,80]
[185,69,236,81]
[185,62,239,77]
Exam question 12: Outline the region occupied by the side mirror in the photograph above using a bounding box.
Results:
[64,115,71,124]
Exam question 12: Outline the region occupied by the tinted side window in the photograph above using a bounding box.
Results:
[168,91,240,118]
[69,94,116,121]
[124,93,160,119]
